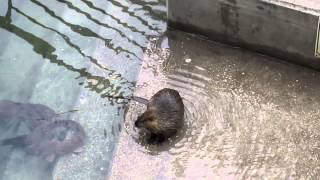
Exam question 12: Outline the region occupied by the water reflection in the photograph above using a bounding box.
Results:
[12,6,108,71]
[128,0,166,21]
[106,0,161,32]
[80,0,156,36]
[0,0,135,103]
[0,0,167,101]
[0,100,85,180]
[56,0,145,51]
[31,0,141,60]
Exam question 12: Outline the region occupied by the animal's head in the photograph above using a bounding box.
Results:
[135,109,161,133]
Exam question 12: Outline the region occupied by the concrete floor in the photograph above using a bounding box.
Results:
[111,30,320,179]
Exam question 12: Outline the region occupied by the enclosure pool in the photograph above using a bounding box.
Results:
[0,0,165,179]
[1,0,320,180]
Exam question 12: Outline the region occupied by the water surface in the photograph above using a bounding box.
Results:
[111,30,320,179]
[0,0,165,179]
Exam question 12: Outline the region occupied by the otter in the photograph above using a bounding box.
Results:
[134,88,184,144]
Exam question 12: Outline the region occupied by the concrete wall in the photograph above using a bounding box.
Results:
[317,19,320,57]
[167,0,320,69]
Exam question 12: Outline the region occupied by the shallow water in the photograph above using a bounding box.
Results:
[111,31,320,179]
[0,0,165,180]
[2,0,320,179]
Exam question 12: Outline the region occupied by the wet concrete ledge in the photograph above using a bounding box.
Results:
[167,0,320,69]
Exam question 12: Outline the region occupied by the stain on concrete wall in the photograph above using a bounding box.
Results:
[220,0,239,37]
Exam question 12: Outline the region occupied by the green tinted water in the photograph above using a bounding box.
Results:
[0,0,165,179]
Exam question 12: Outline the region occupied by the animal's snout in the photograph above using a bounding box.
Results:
[134,120,143,128]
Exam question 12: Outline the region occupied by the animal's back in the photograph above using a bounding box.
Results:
[149,88,183,111]
[148,88,184,125]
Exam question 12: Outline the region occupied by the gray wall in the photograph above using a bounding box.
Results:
[317,20,320,57]
[168,0,320,69]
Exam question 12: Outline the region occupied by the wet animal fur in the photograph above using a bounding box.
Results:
[134,88,184,144]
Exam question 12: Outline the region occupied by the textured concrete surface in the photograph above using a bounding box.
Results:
[168,0,320,69]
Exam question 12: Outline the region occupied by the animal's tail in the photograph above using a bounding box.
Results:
[0,135,27,147]
[130,96,149,105]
